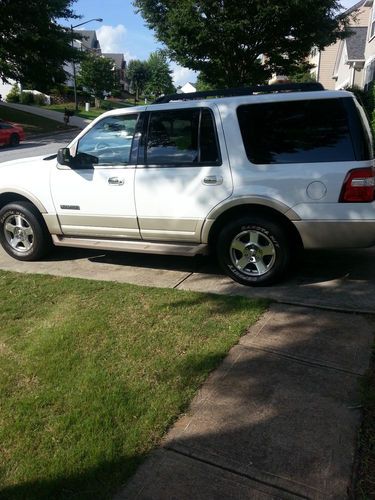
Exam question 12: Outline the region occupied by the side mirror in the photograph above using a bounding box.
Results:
[57,147,72,166]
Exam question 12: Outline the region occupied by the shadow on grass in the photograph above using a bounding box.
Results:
[0,454,146,500]
[0,348,252,500]
[1,309,372,500]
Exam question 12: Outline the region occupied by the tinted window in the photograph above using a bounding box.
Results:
[76,114,138,166]
[237,99,355,164]
[348,98,373,160]
[146,108,220,165]
[200,109,220,163]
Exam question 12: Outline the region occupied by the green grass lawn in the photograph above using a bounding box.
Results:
[45,103,105,120]
[0,107,70,136]
[44,100,137,121]
[0,271,267,499]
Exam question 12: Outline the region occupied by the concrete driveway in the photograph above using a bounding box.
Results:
[0,244,374,313]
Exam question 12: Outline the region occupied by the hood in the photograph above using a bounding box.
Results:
[0,154,55,169]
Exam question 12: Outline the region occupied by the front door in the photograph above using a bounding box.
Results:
[134,104,233,242]
[51,113,141,239]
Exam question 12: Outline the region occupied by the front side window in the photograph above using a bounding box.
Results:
[76,114,138,166]
[237,99,355,164]
[145,108,220,165]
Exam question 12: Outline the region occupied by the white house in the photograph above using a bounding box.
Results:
[178,82,197,93]
[0,80,14,100]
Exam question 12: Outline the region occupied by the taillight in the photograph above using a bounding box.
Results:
[339,167,375,202]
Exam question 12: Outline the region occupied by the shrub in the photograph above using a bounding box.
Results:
[100,100,112,110]
[20,92,34,104]
[345,85,372,115]
[6,84,20,103]
[33,93,46,106]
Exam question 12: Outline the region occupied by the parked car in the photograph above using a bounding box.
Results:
[0,83,374,286]
[0,120,25,147]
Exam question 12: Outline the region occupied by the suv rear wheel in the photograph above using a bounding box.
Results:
[217,216,291,286]
[0,202,51,261]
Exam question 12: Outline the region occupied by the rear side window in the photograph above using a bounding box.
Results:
[237,99,356,164]
[145,108,221,165]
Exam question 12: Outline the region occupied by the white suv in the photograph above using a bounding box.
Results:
[0,83,374,286]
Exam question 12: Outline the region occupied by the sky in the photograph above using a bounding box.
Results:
[65,0,360,87]
[65,0,196,87]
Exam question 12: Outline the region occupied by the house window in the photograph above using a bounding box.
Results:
[364,58,375,88]
[370,6,375,39]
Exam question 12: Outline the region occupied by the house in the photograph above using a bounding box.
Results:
[177,82,197,93]
[333,26,368,88]
[75,30,101,53]
[64,31,128,92]
[309,0,375,90]
[309,0,371,89]
[102,53,129,92]
[64,30,102,87]
[0,80,14,101]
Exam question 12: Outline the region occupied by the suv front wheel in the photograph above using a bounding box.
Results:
[217,216,291,286]
[0,202,51,261]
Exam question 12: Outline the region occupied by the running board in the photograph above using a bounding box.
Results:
[52,235,208,256]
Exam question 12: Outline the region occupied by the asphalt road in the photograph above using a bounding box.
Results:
[0,130,78,163]
[0,131,375,313]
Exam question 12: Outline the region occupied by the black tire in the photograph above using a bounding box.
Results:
[0,202,51,261]
[9,133,20,147]
[217,216,291,286]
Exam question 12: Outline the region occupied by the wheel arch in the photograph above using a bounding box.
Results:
[0,190,47,214]
[206,203,304,253]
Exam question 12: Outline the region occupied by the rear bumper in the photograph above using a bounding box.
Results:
[293,221,375,249]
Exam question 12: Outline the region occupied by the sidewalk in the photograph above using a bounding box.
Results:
[117,304,374,499]
[0,101,90,129]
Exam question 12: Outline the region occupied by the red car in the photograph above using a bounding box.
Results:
[0,120,25,147]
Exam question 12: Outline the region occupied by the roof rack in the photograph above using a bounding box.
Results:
[153,82,325,104]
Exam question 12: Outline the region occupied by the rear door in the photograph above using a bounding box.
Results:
[134,103,233,242]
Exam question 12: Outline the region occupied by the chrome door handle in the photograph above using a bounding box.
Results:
[108,177,124,186]
[202,175,223,186]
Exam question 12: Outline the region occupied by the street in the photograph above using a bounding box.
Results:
[0,130,78,163]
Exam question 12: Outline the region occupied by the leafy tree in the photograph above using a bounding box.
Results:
[195,73,215,91]
[127,60,149,101]
[288,62,317,83]
[5,84,20,103]
[145,50,175,97]
[78,54,118,107]
[0,0,79,92]
[134,0,350,86]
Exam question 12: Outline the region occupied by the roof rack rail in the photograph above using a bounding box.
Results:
[153,82,325,104]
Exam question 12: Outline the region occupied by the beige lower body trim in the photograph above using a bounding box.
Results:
[138,217,203,242]
[52,235,208,256]
[60,226,141,238]
[58,213,140,239]
[294,220,375,249]
[42,214,62,234]
[59,214,138,228]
